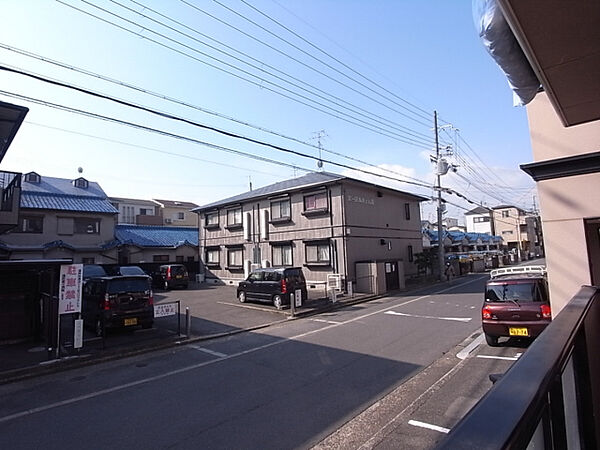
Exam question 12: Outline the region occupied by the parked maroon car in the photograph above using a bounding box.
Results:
[482,266,551,346]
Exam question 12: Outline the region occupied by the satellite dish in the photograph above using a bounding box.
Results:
[77,167,83,174]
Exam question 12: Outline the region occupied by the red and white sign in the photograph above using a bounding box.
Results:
[59,264,83,315]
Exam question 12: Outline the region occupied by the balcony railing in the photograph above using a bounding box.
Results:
[0,170,21,211]
[435,285,600,449]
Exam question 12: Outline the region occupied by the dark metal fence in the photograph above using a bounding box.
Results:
[435,285,600,449]
[0,170,21,211]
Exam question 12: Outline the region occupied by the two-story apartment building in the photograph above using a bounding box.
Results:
[0,172,118,263]
[492,205,543,259]
[465,206,495,234]
[194,172,427,289]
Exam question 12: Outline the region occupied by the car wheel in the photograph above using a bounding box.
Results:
[485,333,499,347]
[95,318,104,337]
[238,291,246,303]
[273,295,283,310]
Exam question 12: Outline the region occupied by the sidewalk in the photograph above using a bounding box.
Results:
[0,285,380,385]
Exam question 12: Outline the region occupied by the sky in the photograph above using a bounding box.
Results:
[0,0,538,224]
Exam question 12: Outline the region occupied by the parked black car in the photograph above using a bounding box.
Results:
[153,264,189,290]
[237,267,307,310]
[82,275,154,336]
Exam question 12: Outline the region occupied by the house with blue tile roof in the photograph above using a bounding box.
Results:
[194,171,428,293]
[114,224,198,266]
[0,172,119,263]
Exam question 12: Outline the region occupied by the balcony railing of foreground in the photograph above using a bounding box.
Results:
[0,170,21,212]
[435,285,600,449]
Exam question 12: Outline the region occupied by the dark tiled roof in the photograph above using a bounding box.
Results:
[115,225,198,248]
[194,171,428,211]
[464,206,490,215]
[424,229,503,244]
[20,175,117,214]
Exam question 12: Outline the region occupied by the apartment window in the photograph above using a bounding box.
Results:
[303,192,328,213]
[205,211,219,228]
[405,203,411,220]
[474,217,490,223]
[74,218,100,234]
[408,245,414,262]
[270,198,291,221]
[15,215,43,233]
[139,208,153,216]
[227,207,243,227]
[305,241,330,264]
[205,247,220,266]
[153,255,169,262]
[502,230,514,236]
[177,212,185,220]
[502,211,510,218]
[227,247,243,268]
[272,244,293,266]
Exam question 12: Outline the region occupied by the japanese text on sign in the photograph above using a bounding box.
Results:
[59,264,83,314]
[154,302,178,318]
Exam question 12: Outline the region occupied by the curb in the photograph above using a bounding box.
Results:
[0,277,461,385]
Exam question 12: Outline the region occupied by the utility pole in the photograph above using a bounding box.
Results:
[434,111,445,281]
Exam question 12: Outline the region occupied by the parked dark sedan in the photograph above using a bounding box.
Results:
[153,264,189,290]
[82,275,154,336]
[237,267,307,310]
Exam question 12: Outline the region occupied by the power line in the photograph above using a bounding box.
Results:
[180,0,433,129]
[0,46,432,187]
[56,0,433,149]
[0,89,433,190]
[106,0,435,146]
[244,0,434,121]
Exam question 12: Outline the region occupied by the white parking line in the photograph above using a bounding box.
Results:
[408,419,450,434]
[384,311,472,322]
[476,355,519,361]
[312,319,342,325]
[189,345,228,358]
[456,333,484,360]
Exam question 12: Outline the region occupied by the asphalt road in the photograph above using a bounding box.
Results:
[0,274,516,449]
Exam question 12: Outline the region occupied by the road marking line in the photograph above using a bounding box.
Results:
[189,346,227,358]
[312,319,342,325]
[0,277,486,425]
[476,355,519,361]
[408,420,450,434]
[456,333,485,360]
[384,311,471,322]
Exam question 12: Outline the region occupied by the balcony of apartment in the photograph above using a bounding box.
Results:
[0,170,22,234]
[436,285,600,449]
[135,214,163,226]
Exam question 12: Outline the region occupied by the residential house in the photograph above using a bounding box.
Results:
[153,199,199,227]
[114,224,198,267]
[0,172,118,263]
[109,197,162,226]
[465,206,494,234]
[194,172,427,292]
[492,205,543,260]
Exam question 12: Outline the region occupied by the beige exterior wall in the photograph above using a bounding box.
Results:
[199,181,423,287]
[2,209,118,263]
[526,91,600,312]
[162,206,198,227]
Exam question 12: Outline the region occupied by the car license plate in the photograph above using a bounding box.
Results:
[509,327,529,337]
[176,275,182,279]
[124,318,138,326]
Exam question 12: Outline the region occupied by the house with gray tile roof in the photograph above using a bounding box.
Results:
[0,172,119,263]
[194,171,428,294]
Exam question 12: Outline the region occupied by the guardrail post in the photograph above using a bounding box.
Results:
[185,307,191,338]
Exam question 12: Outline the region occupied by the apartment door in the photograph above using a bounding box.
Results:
[385,261,399,291]
[584,218,600,286]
